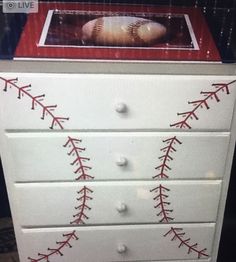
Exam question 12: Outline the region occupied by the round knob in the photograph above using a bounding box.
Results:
[116,156,128,166]
[116,202,127,213]
[115,103,127,113]
[117,244,127,254]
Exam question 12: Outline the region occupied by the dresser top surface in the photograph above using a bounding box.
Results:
[0,1,235,68]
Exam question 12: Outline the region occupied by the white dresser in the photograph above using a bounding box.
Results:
[0,62,236,262]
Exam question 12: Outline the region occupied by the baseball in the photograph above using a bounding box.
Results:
[81,16,167,46]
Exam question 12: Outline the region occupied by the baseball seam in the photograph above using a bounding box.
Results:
[155,79,235,259]
[63,136,93,181]
[153,136,182,179]
[170,80,236,129]
[70,186,93,225]
[0,77,94,262]
[27,231,78,262]
[150,136,182,223]
[127,20,149,44]
[164,227,208,259]
[92,17,104,42]
[150,184,174,223]
[0,77,69,130]
[2,77,235,261]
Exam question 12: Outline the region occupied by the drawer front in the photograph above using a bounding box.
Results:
[21,224,215,262]
[0,74,235,130]
[14,181,221,226]
[5,132,229,181]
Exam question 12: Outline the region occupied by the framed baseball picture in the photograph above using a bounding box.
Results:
[14,2,220,61]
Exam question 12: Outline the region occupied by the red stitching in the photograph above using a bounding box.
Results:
[0,77,69,129]
[150,184,173,223]
[63,137,94,223]
[0,77,90,261]
[170,80,236,129]
[164,227,208,259]
[28,231,78,262]
[162,80,235,258]
[153,136,182,179]
[4,76,230,260]
[70,186,93,225]
[63,136,93,180]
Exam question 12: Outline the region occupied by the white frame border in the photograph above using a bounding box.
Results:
[38,9,200,51]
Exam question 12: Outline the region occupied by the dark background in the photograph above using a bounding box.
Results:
[0,0,236,261]
[0,160,10,218]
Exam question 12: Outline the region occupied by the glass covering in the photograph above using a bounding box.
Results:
[0,0,235,62]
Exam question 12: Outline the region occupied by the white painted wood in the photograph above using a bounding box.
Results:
[210,86,236,261]
[20,224,215,262]
[14,181,221,226]
[4,132,229,181]
[1,60,236,76]
[0,74,235,130]
[0,71,235,262]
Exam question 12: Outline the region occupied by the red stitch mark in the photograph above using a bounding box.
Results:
[164,227,209,259]
[153,136,182,179]
[63,137,94,224]
[63,136,93,180]
[170,80,236,129]
[1,76,94,262]
[70,186,93,225]
[150,184,173,223]
[0,77,69,129]
[28,231,78,262]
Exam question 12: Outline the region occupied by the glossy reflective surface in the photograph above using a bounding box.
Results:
[0,1,235,62]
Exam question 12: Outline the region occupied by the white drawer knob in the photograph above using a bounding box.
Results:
[117,244,127,254]
[115,103,127,113]
[116,202,127,213]
[116,156,128,166]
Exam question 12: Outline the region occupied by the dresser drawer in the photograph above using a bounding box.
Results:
[0,74,235,130]
[14,181,221,226]
[4,132,229,181]
[21,224,215,262]
[1,72,235,262]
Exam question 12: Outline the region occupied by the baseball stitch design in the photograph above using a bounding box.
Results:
[70,186,94,225]
[150,184,173,223]
[164,228,208,259]
[28,231,78,262]
[170,80,236,129]
[150,137,182,223]
[63,136,93,181]
[155,80,235,259]
[0,77,69,129]
[63,137,94,225]
[92,17,104,41]
[2,77,235,260]
[0,77,94,262]
[127,20,149,45]
[153,136,182,179]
